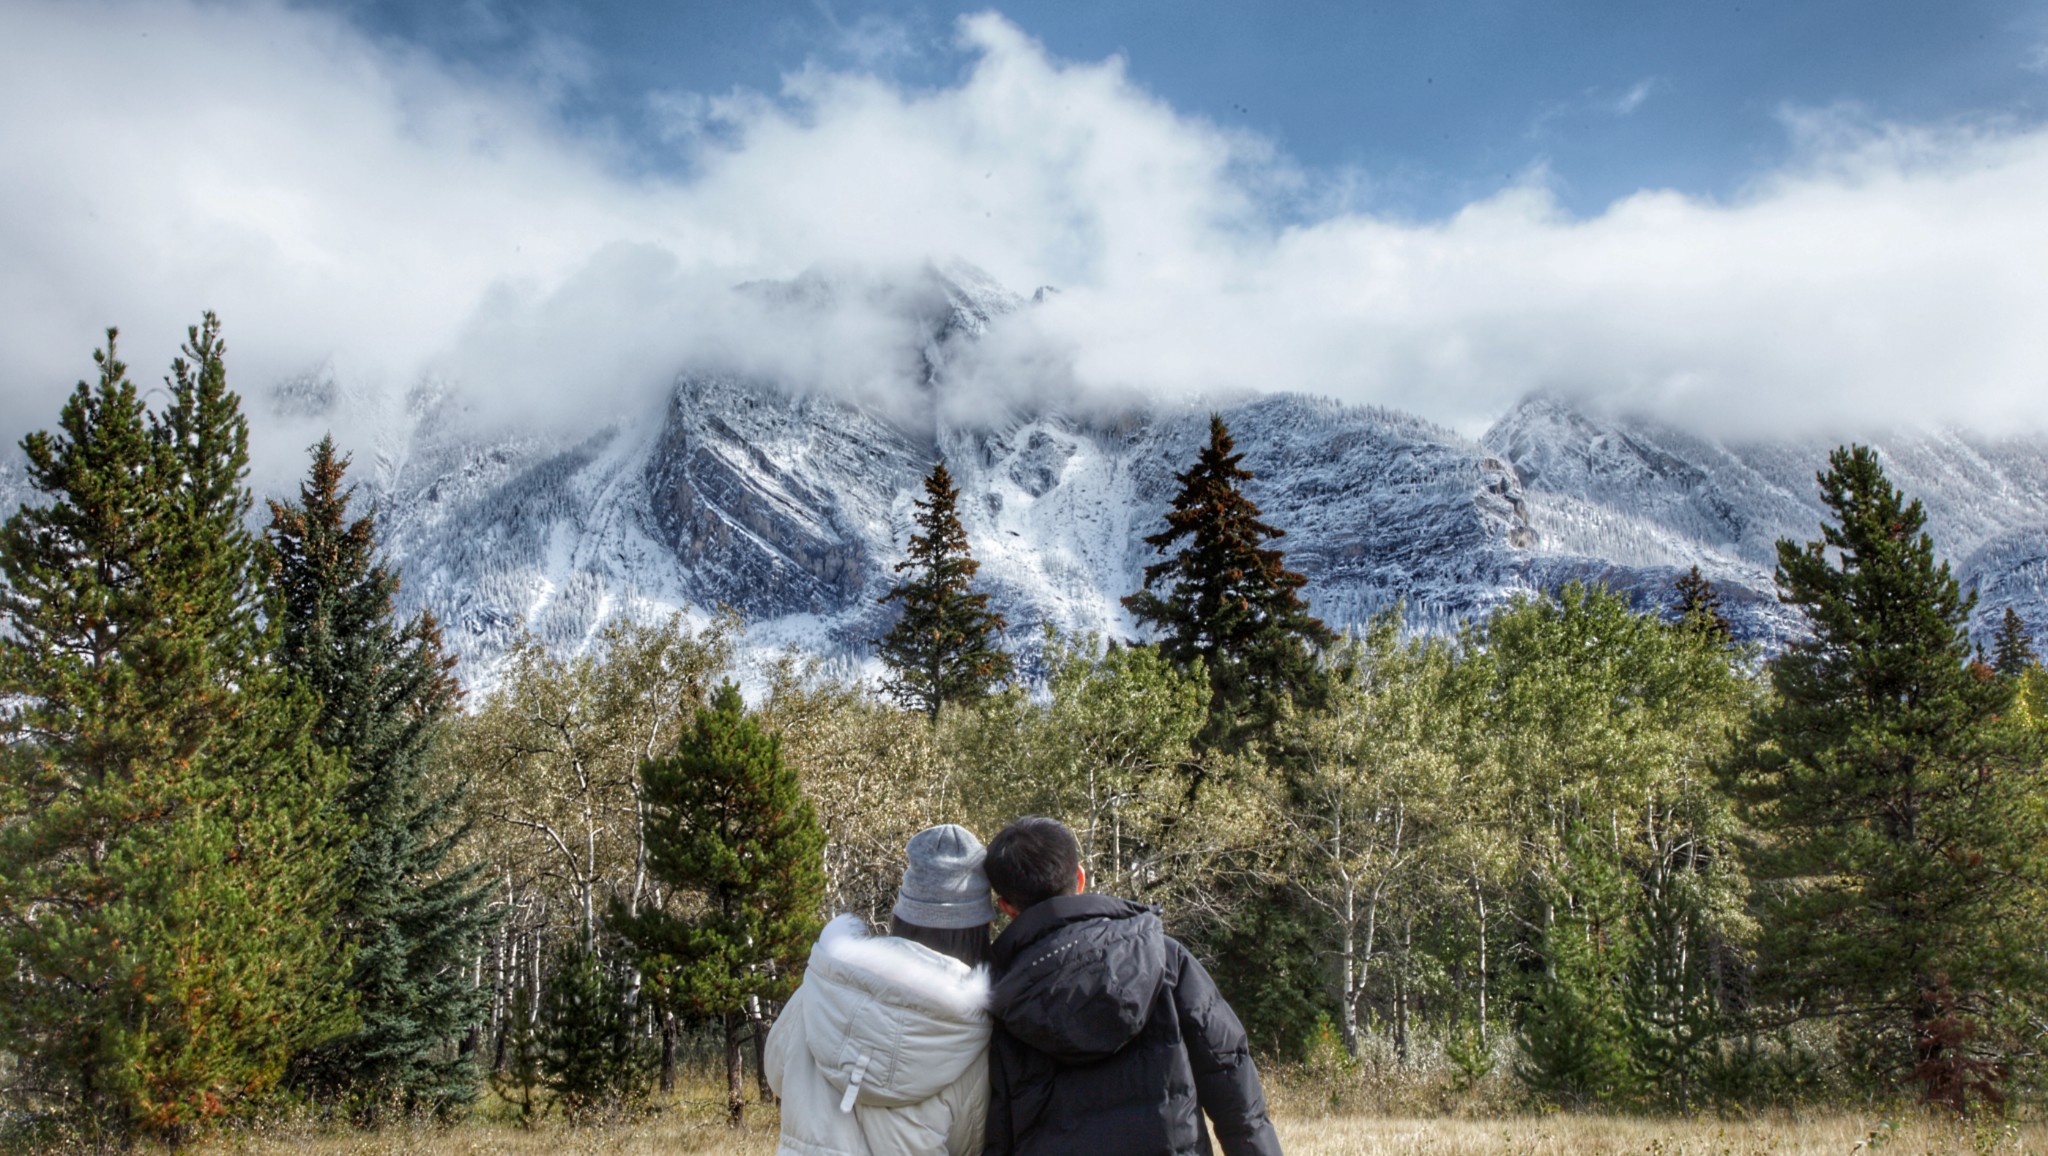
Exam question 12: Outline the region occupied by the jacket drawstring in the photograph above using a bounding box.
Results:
[838,1053,872,1112]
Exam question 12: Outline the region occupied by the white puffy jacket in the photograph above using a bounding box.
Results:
[765,915,991,1156]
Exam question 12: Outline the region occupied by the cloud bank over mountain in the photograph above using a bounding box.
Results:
[4,0,2048,486]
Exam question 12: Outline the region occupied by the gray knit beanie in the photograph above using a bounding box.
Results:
[892,824,997,929]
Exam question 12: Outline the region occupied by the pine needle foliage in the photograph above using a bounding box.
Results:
[877,461,1012,718]
[267,437,497,1119]
[488,984,545,1127]
[1517,826,1638,1109]
[612,683,825,1126]
[1124,415,1335,752]
[1991,607,2037,677]
[1730,444,2048,1105]
[535,942,645,1121]
[1624,842,1725,1113]
[1674,565,1732,642]
[0,319,353,1143]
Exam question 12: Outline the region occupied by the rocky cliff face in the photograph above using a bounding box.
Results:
[328,265,2048,688]
[644,374,921,619]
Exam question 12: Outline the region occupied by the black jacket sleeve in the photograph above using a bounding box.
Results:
[1172,942,1283,1156]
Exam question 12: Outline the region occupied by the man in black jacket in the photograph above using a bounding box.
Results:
[982,817,1283,1156]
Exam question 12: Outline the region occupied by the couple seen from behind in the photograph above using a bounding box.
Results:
[764,817,1283,1156]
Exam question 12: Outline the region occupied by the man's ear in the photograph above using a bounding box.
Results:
[997,896,1019,919]
[1074,866,1087,896]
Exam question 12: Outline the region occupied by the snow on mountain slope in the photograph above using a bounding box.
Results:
[371,373,1541,686]
[1484,395,2048,647]
[248,263,2048,688]
[942,392,1538,649]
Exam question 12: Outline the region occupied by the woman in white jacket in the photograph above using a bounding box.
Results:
[765,824,995,1156]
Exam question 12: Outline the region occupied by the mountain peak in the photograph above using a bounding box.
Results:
[347,267,2048,688]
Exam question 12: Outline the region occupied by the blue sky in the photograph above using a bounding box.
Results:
[5,0,2048,461]
[331,0,2048,218]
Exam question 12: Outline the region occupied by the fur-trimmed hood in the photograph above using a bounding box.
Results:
[797,915,992,1109]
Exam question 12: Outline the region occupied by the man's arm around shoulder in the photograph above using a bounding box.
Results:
[1171,939,1283,1156]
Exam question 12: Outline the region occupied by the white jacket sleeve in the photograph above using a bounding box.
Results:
[854,1102,948,1156]
[853,1055,988,1156]
[942,1053,990,1156]
[763,986,805,1101]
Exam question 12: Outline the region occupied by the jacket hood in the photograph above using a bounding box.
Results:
[989,894,1167,1065]
[799,915,992,1110]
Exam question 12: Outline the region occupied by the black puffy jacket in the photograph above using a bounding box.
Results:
[984,894,1283,1156]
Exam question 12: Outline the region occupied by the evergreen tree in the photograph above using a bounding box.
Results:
[1991,607,2037,677]
[876,461,1012,718]
[612,683,825,1126]
[1731,444,2048,1105]
[268,437,497,1118]
[1185,888,1335,1061]
[535,943,644,1121]
[1124,415,1335,752]
[1674,565,1732,642]
[1626,849,1723,1113]
[0,319,353,1142]
[1516,826,1638,1109]
[488,983,545,1128]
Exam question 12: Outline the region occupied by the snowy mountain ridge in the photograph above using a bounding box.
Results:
[290,263,2048,688]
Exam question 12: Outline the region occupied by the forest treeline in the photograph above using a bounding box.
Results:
[3,319,2047,1147]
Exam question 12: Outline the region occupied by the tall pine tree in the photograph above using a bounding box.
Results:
[1124,415,1334,752]
[1673,565,1732,642]
[267,437,497,1118]
[0,319,353,1142]
[876,461,1012,718]
[1516,826,1638,1109]
[1991,607,2037,677]
[612,683,825,1127]
[1731,444,2048,1105]
[534,942,645,1121]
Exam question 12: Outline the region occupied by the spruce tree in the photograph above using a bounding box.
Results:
[1124,414,1334,751]
[268,437,497,1118]
[1731,445,2048,1104]
[0,319,353,1142]
[535,943,644,1121]
[612,683,825,1126]
[1516,826,1638,1109]
[1625,853,1723,1113]
[1991,607,2037,677]
[876,461,1012,718]
[1673,565,1732,642]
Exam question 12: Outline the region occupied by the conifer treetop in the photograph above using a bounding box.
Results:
[876,460,1012,717]
[1992,607,2038,677]
[894,461,978,578]
[1124,414,1333,751]
[1772,443,1984,725]
[1673,565,1732,642]
[1129,416,1331,651]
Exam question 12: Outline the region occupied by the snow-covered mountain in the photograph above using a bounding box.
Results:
[325,263,2048,686]
[1487,396,2048,647]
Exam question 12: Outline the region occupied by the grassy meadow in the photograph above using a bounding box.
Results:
[187,1109,2048,1156]
[167,1067,2048,1156]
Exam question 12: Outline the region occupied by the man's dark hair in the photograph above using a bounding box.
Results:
[985,817,1081,911]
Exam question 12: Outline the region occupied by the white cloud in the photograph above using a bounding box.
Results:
[827,11,921,70]
[1611,78,1660,116]
[4,0,2048,490]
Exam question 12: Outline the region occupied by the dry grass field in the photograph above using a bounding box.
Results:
[184,1103,2048,1156]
